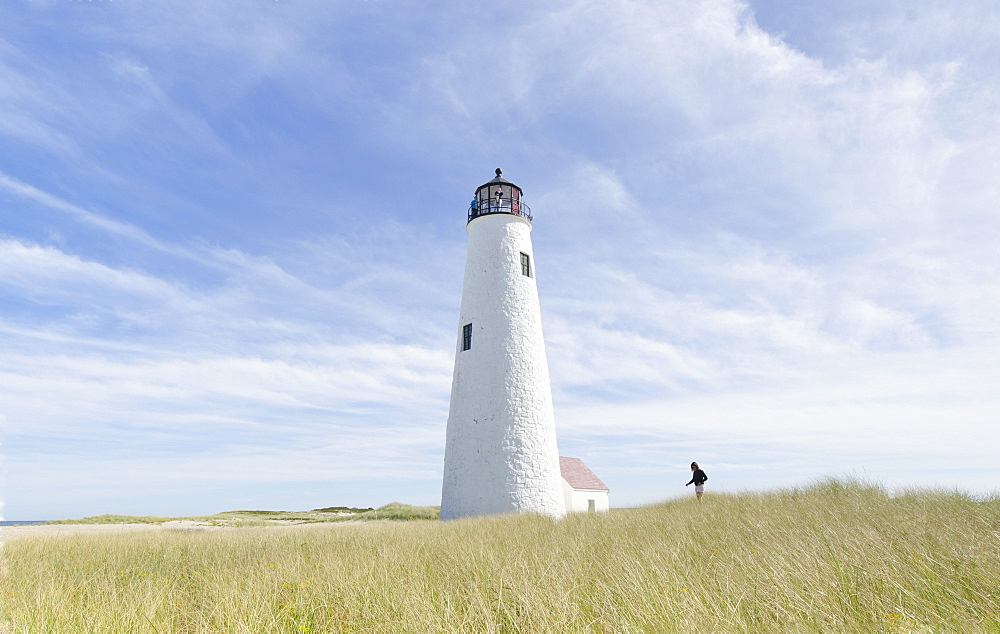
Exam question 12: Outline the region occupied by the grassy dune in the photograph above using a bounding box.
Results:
[2,479,997,632]
[42,503,438,527]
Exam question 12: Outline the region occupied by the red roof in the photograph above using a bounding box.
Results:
[559,456,609,491]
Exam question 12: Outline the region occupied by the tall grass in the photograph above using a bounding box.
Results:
[2,479,997,632]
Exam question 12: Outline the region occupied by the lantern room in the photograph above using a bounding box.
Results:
[468,168,533,224]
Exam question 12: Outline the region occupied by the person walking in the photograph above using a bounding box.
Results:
[686,462,708,500]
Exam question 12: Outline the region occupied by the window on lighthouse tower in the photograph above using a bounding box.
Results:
[461,323,472,351]
[520,252,532,278]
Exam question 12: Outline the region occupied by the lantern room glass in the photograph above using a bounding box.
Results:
[468,170,532,223]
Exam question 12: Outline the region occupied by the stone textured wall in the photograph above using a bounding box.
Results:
[440,213,566,520]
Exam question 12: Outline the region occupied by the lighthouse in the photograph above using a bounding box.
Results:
[440,169,566,520]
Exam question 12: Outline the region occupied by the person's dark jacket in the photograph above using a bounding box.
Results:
[686,470,708,486]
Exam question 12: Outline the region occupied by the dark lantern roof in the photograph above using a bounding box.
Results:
[476,167,522,194]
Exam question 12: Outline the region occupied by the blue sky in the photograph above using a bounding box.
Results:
[2,0,998,520]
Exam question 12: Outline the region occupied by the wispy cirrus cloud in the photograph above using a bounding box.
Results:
[0,172,170,251]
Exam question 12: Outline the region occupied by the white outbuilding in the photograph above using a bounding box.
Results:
[560,456,610,513]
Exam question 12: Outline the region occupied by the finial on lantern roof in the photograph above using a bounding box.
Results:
[495,167,502,178]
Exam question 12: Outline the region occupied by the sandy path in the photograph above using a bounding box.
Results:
[0,521,236,541]
[0,520,364,542]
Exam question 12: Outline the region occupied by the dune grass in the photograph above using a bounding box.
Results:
[42,514,179,526]
[2,478,997,632]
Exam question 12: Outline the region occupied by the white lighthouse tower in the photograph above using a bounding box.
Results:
[440,169,566,520]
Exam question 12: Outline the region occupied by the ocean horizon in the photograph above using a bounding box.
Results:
[1,521,46,527]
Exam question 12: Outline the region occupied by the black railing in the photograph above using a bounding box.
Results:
[468,199,533,224]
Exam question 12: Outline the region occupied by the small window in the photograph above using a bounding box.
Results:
[588,499,596,513]
[520,252,531,277]
[461,323,472,351]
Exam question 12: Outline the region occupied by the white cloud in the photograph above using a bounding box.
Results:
[0,239,190,309]
[103,53,164,99]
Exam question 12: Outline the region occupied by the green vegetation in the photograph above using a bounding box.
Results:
[3,479,998,632]
[312,506,374,513]
[42,503,438,527]
[349,501,440,522]
[44,514,177,525]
